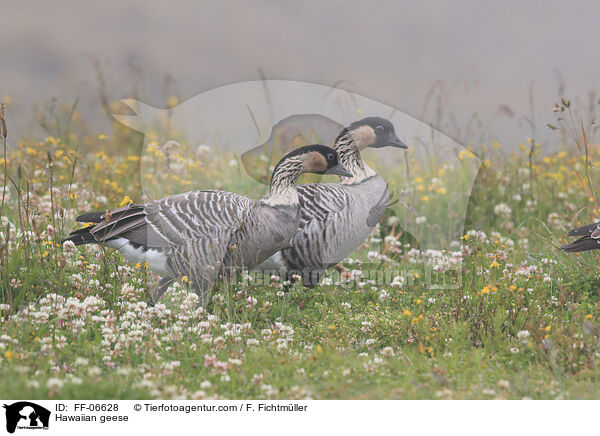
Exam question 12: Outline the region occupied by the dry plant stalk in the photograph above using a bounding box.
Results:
[1,103,8,215]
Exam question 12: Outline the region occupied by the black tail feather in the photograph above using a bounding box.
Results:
[561,237,600,253]
[566,222,600,237]
[76,211,107,223]
[63,226,97,246]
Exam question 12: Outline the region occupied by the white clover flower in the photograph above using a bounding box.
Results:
[381,346,395,358]
[386,216,400,227]
[26,380,40,389]
[46,378,64,390]
[391,276,404,288]
[191,390,206,400]
[497,380,510,389]
[494,203,512,217]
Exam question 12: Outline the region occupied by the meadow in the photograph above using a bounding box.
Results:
[2,98,600,400]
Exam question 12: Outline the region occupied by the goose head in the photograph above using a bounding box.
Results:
[272,144,352,180]
[345,117,408,150]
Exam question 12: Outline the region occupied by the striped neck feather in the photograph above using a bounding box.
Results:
[334,130,376,184]
[262,155,302,206]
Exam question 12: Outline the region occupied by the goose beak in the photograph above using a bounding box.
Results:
[389,133,408,149]
[326,163,353,178]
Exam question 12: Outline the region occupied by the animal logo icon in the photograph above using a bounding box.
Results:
[3,402,50,433]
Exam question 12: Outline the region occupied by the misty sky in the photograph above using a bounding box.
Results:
[1,0,599,148]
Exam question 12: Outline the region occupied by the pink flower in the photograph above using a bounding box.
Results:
[204,354,217,367]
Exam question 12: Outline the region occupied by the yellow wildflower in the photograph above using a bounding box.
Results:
[120,195,133,207]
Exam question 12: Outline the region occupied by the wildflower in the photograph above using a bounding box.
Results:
[26,380,40,389]
[481,285,497,294]
[585,314,593,320]
[191,390,206,400]
[47,378,64,390]
[119,195,133,207]
[517,330,530,344]
[494,203,512,217]
[204,354,217,367]
[381,347,395,358]
[403,309,412,317]
[497,380,510,389]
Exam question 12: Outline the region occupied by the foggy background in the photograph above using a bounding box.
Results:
[1,0,598,148]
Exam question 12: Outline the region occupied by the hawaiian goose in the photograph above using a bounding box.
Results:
[256,117,408,286]
[65,144,351,301]
[562,221,600,253]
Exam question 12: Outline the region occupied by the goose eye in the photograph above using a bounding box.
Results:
[376,125,384,133]
[327,153,335,161]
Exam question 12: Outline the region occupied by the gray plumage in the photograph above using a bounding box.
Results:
[66,144,351,301]
[256,117,408,286]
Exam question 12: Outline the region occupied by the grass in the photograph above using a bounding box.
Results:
[2,99,600,400]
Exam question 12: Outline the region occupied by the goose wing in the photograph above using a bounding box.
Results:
[285,182,389,269]
[296,183,349,228]
[286,183,355,268]
[82,190,254,275]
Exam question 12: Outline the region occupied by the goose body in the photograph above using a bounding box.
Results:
[66,144,351,299]
[256,117,407,286]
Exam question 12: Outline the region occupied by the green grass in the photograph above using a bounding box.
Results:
[2,104,600,399]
